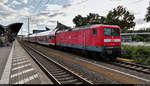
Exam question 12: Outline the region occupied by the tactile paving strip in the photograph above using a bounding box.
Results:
[9,41,41,84]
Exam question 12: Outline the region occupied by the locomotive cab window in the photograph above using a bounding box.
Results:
[103,28,120,35]
[112,28,120,35]
[92,28,97,36]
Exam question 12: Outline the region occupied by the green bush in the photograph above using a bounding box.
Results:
[121,45,150,65]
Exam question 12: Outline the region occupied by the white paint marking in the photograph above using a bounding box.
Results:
[33,74,39,78]
[15,82,18,84]
[104,39,111,42]
[24,78,29,83]
[12,56,26,60]
[13,58,28,62]
[18,80,24,84]
[77,58,150,83]
[0,41,15,84]
[11,68,34,78]
[114,39,121,42]
[29,76,34,80]
[12,63,31,71]
[13,60,30,66]
[104,39,121,42]
[13,74,39,84]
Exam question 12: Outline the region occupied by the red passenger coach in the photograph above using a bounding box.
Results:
[29,29,57,45]
[56,24,121,58]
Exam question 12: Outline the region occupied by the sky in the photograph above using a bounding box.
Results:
[0,0,149,35]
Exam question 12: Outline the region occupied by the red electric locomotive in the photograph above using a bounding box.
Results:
[56,24,121,58]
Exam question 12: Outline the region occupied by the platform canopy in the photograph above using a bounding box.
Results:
[0,23,23,42]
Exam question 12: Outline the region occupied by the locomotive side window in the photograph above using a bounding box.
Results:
[104,28,120,35]
[92,28,97,35]
[51,36,54,40]
[49,36,54,40]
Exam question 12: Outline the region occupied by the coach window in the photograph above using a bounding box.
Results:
[51,36,54,40]
[92,28,97,36]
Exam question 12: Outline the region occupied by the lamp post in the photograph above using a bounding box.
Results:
[28,16,30,41]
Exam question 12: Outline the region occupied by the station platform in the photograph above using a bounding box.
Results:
[0,44,12,80]
[0,40,53,84]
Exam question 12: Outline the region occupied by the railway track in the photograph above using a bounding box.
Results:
[24,41,150,75]
[20,42,93,84]
[111,60,150,75]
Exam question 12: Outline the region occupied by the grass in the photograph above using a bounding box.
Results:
[121,45,150,66]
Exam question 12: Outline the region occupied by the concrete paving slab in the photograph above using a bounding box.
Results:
[9,40,53,84]
[0,44,12,79]
[0,40,53,84]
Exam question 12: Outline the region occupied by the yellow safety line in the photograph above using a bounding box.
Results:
[117,57,134,62]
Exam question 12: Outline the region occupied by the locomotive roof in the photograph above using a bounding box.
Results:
[75,24,119,28]
[65,24,120,31]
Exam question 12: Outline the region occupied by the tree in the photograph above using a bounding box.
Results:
[145,2,150,22]
[73,13,105,27]
[86,13,100,24]
[73,15,87,27]
[73,6,135,32]
[105,6,135,32]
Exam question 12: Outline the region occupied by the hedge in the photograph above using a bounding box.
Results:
[121,45,150,65]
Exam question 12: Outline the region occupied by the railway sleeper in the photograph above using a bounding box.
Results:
[143,69,149,71]
[57,76,74,81]
[55,74,70,78]
[52,72,67,76]
[52,70,65,73]
[130,66,137,68]
[74,82,83,84]
[136,67,143,70]
[55,68,64,71]
[60,79,79,84]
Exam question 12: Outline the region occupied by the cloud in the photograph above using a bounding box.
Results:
[48,20,57,23]
[0,3,16,23]
[48,12,66,18]
[45,4,62,10]
[44,0,149,28]
[62,4,72,8]
[22,0,30,4]
[135,18,146,25]
[0,0,149,35]
[0,0,8,3]
[134,22,150,30]
[131,0,144,4]
[12,0,21,6]
[75,0,89,5]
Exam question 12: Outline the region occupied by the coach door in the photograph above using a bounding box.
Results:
[84,30,86,49]
[83,29,89,50]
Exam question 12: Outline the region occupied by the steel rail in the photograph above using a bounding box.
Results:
[111,60,150,74]
[20,42,93,84]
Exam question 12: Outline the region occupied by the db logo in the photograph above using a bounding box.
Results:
[111,39,114,42]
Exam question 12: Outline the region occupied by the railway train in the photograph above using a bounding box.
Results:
[24,24,121,60]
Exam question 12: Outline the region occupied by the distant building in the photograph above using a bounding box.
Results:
[121,35,132,42]
[121,32,150,42]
